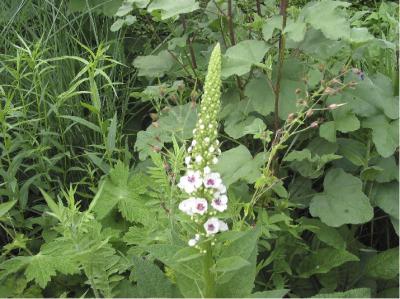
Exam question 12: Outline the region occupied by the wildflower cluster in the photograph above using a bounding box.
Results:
[177,44,228,248]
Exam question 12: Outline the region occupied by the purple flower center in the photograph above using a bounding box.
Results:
[214,199,221,205]
[188,175,196,183]
[207,224,215,231]
[207,178,215,186]
[197,203,205,211]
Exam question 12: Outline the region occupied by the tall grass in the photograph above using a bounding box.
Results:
[0,0,141,210]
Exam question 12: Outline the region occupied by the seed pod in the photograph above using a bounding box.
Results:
[306,109,314,118]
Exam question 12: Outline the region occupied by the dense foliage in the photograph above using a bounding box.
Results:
[0,0,398,298]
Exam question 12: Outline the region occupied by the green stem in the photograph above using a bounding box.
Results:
[203,241,215,298]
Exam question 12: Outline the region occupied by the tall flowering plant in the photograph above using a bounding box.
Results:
[177,43,226,297]
[177,43,228,246]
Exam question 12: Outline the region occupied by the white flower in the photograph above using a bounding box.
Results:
[203,166,211,175]
[188,234,201,247]
[178,171,202,194]
[191,140,197,146]
[178,197,208,215]
[209,146,215,153]
[200,124,205,130]
[179,197,196,215]
[204,137,210,144]
[204,217,220,235]
[218,220,229,232]
[217,184,227,194]
[188,146,193,153]
[184,156,191,166]
[188,238,197,246]
[195,155,202,163]
[192,198,208,215]
[212,157,218,164]
[211,194,228,212]
[203,172,222,189]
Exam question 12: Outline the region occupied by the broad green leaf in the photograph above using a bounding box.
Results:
[309,168,373,227]
[312,288,371,298]
[216,227,261,297]
[243,118,267,137]
[344,73,399,120]
[288,177,315,208]
[222,40,270,78]
[373,156,399,183]
[215,145,264,187]
[249,289,289,298]
[214,256,250,273]
[336,138,366,166]
[244,75,274,116]
[0,200,17,218]
[110,15,136,32]
[364,248,399,280]
[319,121,336,143]
[301,0,351,40]
[131,256,180,297]
[300,218,346,250]
[133,50,174,77]
[262,16,282,41]
[362,115,399,158]
[135,103,197,160]
[284,19,307,42]
[348,27,374,44]
[298,248,359,278]
[327,95,360,133]
[147,0,199,20]
[115,1,134,16]
[370,182,399,234]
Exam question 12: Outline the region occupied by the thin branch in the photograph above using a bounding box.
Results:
[274,0,288,132]
[227,0,236,45]
[227,0,244,98]
[256,0,262,17]
[182,16,198,70]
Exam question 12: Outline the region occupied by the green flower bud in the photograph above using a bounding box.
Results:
[191,44,221,169]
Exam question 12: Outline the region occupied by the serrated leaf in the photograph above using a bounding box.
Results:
[298,248,359,278]
[25,255,56,288]
[222,40,270,78]
[310,168,373,227]
[93,162,152,224]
